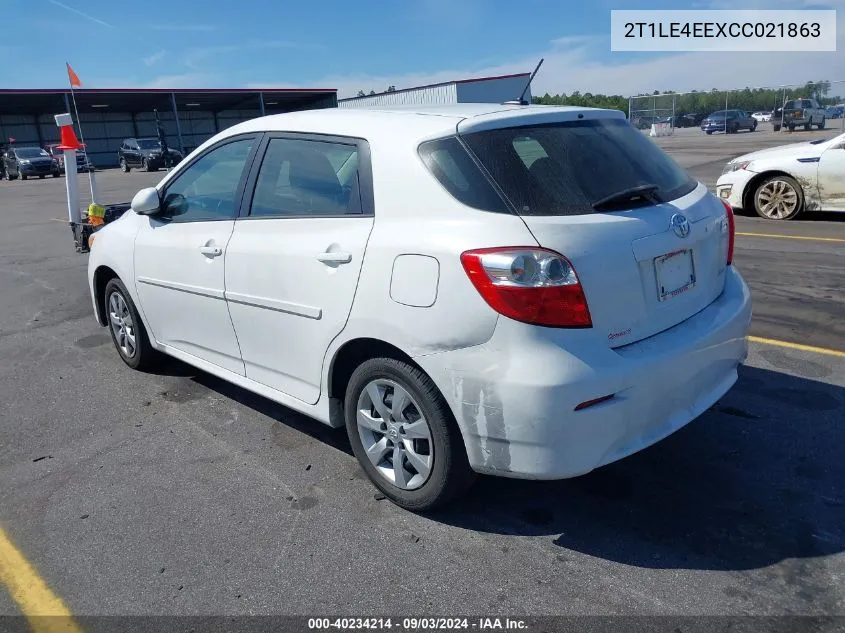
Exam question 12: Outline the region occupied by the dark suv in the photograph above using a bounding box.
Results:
[118,137,183,172]
[2,146,61,180]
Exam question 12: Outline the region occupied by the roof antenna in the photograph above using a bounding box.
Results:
[503,58,544,105]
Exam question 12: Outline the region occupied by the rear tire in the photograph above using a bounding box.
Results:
[804,120,812,131]
[103,278,159,371]
[20,173,27,180]
[344,357,475,511]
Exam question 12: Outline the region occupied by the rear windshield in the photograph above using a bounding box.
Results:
[420,118,696,217]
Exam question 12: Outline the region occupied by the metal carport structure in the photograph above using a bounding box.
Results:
[0,87,337,168]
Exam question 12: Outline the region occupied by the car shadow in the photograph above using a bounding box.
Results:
[152,357,843,573]
[422,364,844,572]
[151,355,354,456]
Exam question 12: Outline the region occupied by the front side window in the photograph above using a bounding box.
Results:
[248,138,362,217]
[160,137,254,222]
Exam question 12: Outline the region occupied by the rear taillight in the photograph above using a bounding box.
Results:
[460,247,592,328]
[721,199,735,265]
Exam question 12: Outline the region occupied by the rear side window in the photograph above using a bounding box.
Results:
[802,100,814,108]
[417,137,509,213]
[460,118,697,216]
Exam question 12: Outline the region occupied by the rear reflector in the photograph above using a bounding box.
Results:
[460,247,592,328]
[574,394,615,411]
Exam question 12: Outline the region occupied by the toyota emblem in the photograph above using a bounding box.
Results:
[670,213,691,238]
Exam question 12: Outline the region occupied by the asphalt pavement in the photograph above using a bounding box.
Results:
[0,130,843,620]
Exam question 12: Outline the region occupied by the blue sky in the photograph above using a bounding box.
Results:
[2,0,843,98]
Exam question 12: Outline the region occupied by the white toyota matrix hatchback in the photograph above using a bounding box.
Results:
[88,104,752,510]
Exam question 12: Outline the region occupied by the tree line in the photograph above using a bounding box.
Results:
[532,80,844,116]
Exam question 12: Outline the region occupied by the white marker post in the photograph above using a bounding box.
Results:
[54,113,84,225]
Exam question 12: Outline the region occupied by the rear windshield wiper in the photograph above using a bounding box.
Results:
[592,184,662,209]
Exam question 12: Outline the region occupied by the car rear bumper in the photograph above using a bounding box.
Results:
[416,267,752,480]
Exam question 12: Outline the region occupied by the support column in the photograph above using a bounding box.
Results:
[171,92,185,155]
[34,114,43,146]
[63,92,72,115]
[259,92,266,116]
[131,112,139,137]
[212,110,219,133]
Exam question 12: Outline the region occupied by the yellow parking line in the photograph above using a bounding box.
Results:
[736,232,845,243]
[748,336,845,359]
[0,525,82,633]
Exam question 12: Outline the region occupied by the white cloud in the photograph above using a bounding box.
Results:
[143,50,167,66]
[252,8,844,100]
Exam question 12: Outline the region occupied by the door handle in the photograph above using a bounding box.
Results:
[199,245,223,257]
[316,251,352,264]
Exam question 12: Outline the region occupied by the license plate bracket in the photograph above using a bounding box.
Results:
[654,249,696,302]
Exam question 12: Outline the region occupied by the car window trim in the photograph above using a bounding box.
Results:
[238,131,375,221]
[158,132,262,224]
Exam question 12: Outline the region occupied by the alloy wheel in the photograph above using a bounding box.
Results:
[108,291,137,358]
[756,179,799,219]
[355,379,434,490]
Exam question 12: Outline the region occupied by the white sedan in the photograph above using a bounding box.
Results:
[751,111,772,123]
[716,131,845,220]
[88,104,751,510]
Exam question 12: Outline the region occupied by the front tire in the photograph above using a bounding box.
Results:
[817,117,825,130]
[344,358,475,511]
[120,157,130,173]
[753,174,804,221]
[104,278,158,371]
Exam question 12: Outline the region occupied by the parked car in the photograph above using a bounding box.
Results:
[88,104,750,510]
[825,105,844,119]
[772,98,825,131]
[751,111,773,123]
[716,131,845,220]
[1,146,60,180]
[45,143,92,174]
[118,137,183,172]
[701,110,758,134]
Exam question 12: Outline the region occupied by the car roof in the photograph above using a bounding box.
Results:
[222,103,625,145]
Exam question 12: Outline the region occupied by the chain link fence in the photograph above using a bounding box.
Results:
[628,80,845,134]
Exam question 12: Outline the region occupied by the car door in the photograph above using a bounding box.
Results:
[224,134,375,404]
[818,138,845,211]
[130,140,143,166]
[133,134,260,375]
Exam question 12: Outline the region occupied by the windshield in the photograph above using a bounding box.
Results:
[709,111,730,117]
[420,118,697,217]
[138,139,161,150]
[16,148,49,158]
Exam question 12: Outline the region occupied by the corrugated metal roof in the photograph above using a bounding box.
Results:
[338,72,530,105]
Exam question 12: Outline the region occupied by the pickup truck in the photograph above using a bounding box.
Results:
[772,98,826,131]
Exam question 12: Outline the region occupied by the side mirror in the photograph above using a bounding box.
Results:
[131,187,161,216]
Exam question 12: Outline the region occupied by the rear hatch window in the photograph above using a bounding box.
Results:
[422,118,697,216]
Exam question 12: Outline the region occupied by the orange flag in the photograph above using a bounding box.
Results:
[66,63,81,88]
